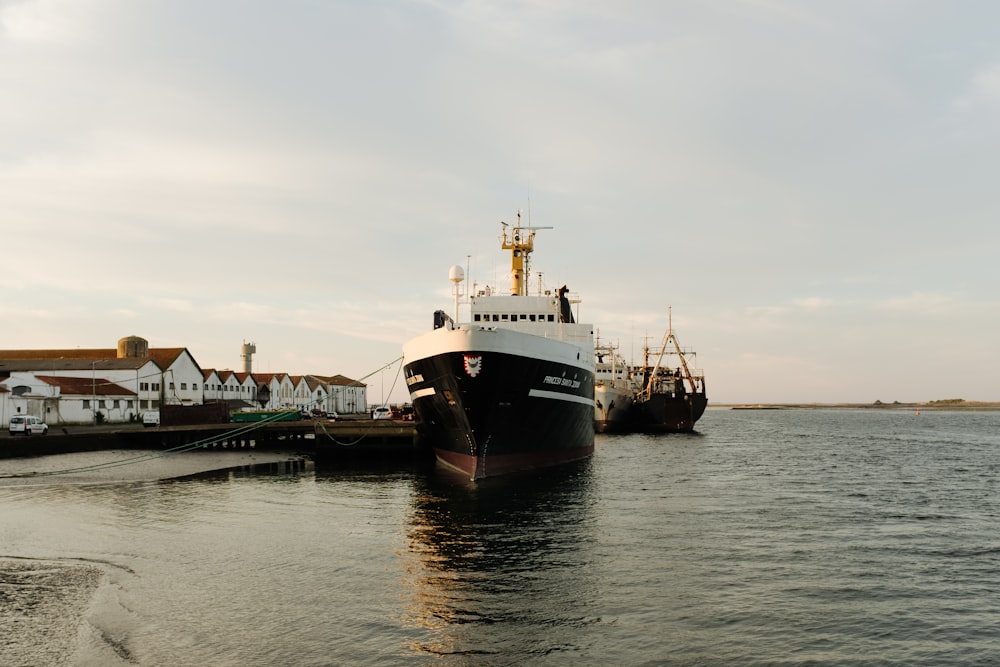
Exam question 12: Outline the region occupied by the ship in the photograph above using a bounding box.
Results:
[593,338,636,433]
[402,215,595,480]
[630,309,707,432]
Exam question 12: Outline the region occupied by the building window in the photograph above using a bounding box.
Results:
[83,399,90,409]
[181,383,187,391]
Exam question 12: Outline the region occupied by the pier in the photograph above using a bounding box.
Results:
[0,419,424,463]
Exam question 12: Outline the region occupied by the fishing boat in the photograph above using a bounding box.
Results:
[631,309,707,432]
[402,215,595,480]
[593,337,636,433]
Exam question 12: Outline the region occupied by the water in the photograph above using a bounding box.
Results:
[2,408,1000,665]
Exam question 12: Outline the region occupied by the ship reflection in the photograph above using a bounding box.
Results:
[401,459,599,660]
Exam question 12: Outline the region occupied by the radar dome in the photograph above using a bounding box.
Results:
[449,265,465,283]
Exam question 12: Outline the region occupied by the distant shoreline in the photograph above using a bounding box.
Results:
[712,401,1000,411]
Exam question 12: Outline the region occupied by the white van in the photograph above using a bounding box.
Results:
[9,415,49,436]
[142,411,160,427]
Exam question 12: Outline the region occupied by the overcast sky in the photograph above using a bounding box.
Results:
[2,0,998,404]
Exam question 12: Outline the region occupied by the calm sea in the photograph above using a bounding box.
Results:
[2,408,999,666]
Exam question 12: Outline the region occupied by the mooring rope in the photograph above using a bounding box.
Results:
[0,407,303,479]
[317,356,406,446]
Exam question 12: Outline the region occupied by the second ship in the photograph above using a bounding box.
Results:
[402,215,595,480]
[593,311,708,433]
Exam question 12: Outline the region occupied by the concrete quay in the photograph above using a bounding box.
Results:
[0,419,423,463]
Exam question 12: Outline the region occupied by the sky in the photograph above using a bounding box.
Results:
[2,0,998,405]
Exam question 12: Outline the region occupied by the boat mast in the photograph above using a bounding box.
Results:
[643,307,697,399]
[501,211,552,296]
[644,318,670,400]
[668,311,697,391]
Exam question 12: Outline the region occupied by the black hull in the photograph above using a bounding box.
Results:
[405,350,594,480]
[595,419,632,434]
[631,392,708,433]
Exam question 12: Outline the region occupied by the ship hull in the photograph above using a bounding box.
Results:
[594,384,634,433]
[632,392,708,433]
[404,326,594,480]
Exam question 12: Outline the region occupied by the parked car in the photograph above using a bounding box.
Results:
[326,411,338,421]
[142,411,160,427]
[372,406,392,420]
[9,415,48,436]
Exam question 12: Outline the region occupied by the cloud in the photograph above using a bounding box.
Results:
[140,297,195,313]
[875,291,957,313]
[954,61,1000,109]
[791,297,834,310]
[0,0,80,43]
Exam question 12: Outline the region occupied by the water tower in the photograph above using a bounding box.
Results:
[117,335,149,359]
[449,265,465,322]
[241,341,256,374]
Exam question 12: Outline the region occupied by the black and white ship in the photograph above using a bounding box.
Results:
[402,216,595,480]
[593,337,635,433]
[631,310,708,432]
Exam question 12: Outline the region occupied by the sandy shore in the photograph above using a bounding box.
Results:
[0,559,105,667]
[0,450,307,665]
[0,449,305,487]
[712,402,1000,411]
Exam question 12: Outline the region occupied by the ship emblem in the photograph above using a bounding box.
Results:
[464,354,483,377]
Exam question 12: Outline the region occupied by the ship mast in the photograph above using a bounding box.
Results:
[501,211,552,296]
[643,307,697,399]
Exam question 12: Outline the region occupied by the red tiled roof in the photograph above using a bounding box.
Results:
[36,375,136,397]
[0,347,192,370]
[147,348,188,369]
[0,348,114,360]
[325,374,365,387]
[0,358,155,373]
